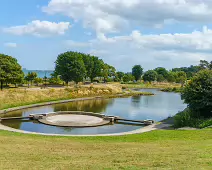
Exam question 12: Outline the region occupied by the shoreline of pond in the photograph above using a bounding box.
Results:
[0,91,154,115]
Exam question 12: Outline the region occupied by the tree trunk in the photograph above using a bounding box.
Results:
[28,81,30,88]
[0,80,3,91]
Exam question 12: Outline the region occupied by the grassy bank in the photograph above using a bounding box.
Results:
[0,129,211,169]
[0,84,153,111]
[121,82,181,89]
[161,87,183,93]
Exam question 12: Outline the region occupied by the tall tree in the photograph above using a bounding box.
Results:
[167,71,177,82]
[54,51,86,84]
[116,71,125,81]
[154,67,169,80]
[176,71,187,86]
[132,65,143,81]
[143,70,157,82]
[0,54,24,90]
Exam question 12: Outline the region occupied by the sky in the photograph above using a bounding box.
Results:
[1,0,212,72]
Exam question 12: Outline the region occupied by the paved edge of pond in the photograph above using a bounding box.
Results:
[0,123,171,136]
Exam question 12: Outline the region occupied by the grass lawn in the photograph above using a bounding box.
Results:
[0,129,211,170]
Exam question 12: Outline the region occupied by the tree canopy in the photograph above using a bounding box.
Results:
[132,65,143,81]
[54,51,86,84]
[143,70,157,82]
[0,54,24,90]
[181,69,212,118]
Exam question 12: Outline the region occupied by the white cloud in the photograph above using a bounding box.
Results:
[4,20,71,37]
[4,43,17,48]
[65,26,212,71]
[43,0,212,36]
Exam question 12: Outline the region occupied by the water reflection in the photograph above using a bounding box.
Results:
[1,89,187,135]
[54,99,114,113]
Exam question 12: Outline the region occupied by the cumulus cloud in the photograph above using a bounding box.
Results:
[43,0,212,35]
[65,26,212,71]
[3,20,71,37]
[4,43,17,48]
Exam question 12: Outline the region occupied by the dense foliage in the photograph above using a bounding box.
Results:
[181,69,212,118]
[132,65,143,81]
[55,52,86,84]
[0,54,24,90]
[143,70,157,82]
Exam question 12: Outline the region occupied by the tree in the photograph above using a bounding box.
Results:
[0,54,24,90]
[132,65,143,81]
[100,63,116,83]
[116,71,125,81]
[157,74,165,82]
[82,54,102,82]
[181,69,212,118]
[176,71,187,86]
[24,72,37,87]
[199,60,210,70]
[143,70,157,82]
[123,73,134,82]
[34,77,43,86]
[55,51,86,84]
[154,67,169,80]
[167,71,176,82]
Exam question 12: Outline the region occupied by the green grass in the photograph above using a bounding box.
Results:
[0,129,211,170]
[121,82,181,89]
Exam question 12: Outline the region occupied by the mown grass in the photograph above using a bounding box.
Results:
[0,129,211,170]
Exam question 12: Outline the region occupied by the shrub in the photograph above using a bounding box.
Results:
[174,109,212,128]
[181,69,212,118]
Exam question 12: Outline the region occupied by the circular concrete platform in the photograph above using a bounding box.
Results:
[38,114,110,127]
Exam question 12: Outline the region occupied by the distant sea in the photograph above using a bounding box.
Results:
[23,68,54,78]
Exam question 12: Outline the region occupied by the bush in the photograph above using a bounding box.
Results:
[174,109,212,128]
[181,69,212,118]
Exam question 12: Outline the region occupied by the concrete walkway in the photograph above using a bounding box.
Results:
[0,123,171,137]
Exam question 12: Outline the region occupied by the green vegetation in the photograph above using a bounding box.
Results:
[182,69,212,118]
[143,70,157,82]
[174,108,212,128]
[122,73,135,83]
[0,54,24,90]
[174,69,212,128]
[55,52,86,84]
[132,65,143,81]
[161,87,182,93]
[121,82,181,89]
[24,72,38,87]
[0,129,211,170]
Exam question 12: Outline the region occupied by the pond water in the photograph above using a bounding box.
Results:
[1,89,186,135]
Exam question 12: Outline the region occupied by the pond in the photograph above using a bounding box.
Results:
[1,89,187,135]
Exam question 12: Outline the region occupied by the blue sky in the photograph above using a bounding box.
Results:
[1,0,212,71]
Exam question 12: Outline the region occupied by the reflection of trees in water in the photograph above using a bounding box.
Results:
[54,99,114,113]
[1,110,23,118]
[131,96,142,108]
[1,119,23,129]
